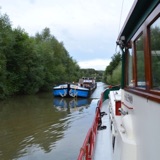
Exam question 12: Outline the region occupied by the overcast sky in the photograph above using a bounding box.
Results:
[0,0,134,70]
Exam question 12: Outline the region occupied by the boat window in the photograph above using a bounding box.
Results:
[135,34,146,88]
[127,48,134,87]
[150,16,160,90]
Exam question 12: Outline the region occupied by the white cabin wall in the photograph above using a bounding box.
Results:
[122,90,160,160]
[110,89,137,160]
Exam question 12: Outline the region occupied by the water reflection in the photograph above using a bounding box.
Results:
[53,98,92,113]
[0,94,94,160]
[0,82,106,160]
[0,93,69,160]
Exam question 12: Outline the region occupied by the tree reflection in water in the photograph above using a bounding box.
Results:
[0,82,105,160]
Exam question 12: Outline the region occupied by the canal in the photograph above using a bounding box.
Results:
[0,82,107,160]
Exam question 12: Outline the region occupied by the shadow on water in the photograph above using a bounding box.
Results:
[0,82,107,160]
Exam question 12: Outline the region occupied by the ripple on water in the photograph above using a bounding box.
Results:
[0,82,106,160]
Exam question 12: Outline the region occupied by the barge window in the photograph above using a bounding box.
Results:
[135,34,146,88]
[150,17,160,90]
[127,49,134,87]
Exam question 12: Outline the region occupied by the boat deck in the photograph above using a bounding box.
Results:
[93,99,113,160]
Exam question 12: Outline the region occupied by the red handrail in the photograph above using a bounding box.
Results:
[77,93,104,160]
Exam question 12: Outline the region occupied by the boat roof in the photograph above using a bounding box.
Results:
[117,0,159,43]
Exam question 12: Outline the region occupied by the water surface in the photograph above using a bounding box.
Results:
[0,82,106,160]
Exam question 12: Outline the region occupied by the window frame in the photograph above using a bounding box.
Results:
[148,14,160,92]
[125,48,134,87]
[134,32,146,89]
[124,4,160,103]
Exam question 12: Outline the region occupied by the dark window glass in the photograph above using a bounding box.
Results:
[127,49,134,87]
[150,17,160,90]
[135,34,146,88]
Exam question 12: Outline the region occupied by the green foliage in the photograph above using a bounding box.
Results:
[0,12,105,99]
[0,13,82,99]
[80,68,104,82]
[0,13,13,98]
[106,62,121,85]
[150,26,160,50]
[103,53,122,85]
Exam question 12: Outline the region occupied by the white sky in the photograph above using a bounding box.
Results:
[0,0,134,70]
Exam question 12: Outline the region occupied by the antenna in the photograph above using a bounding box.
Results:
[115,0,124,53]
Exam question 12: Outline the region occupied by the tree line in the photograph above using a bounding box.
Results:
[103,53,122,85]
[0,12,79,99]
[0,12,103,99]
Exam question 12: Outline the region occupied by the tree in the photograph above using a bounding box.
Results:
[104,52,121,84]
[0,12,96,99]
[0,12,13,98]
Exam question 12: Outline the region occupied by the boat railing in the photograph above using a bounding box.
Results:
[77,85,120,160]
[77,93,103,160]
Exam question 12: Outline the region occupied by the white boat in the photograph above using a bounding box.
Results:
[78,0,160,160]
[79,77,97,91]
